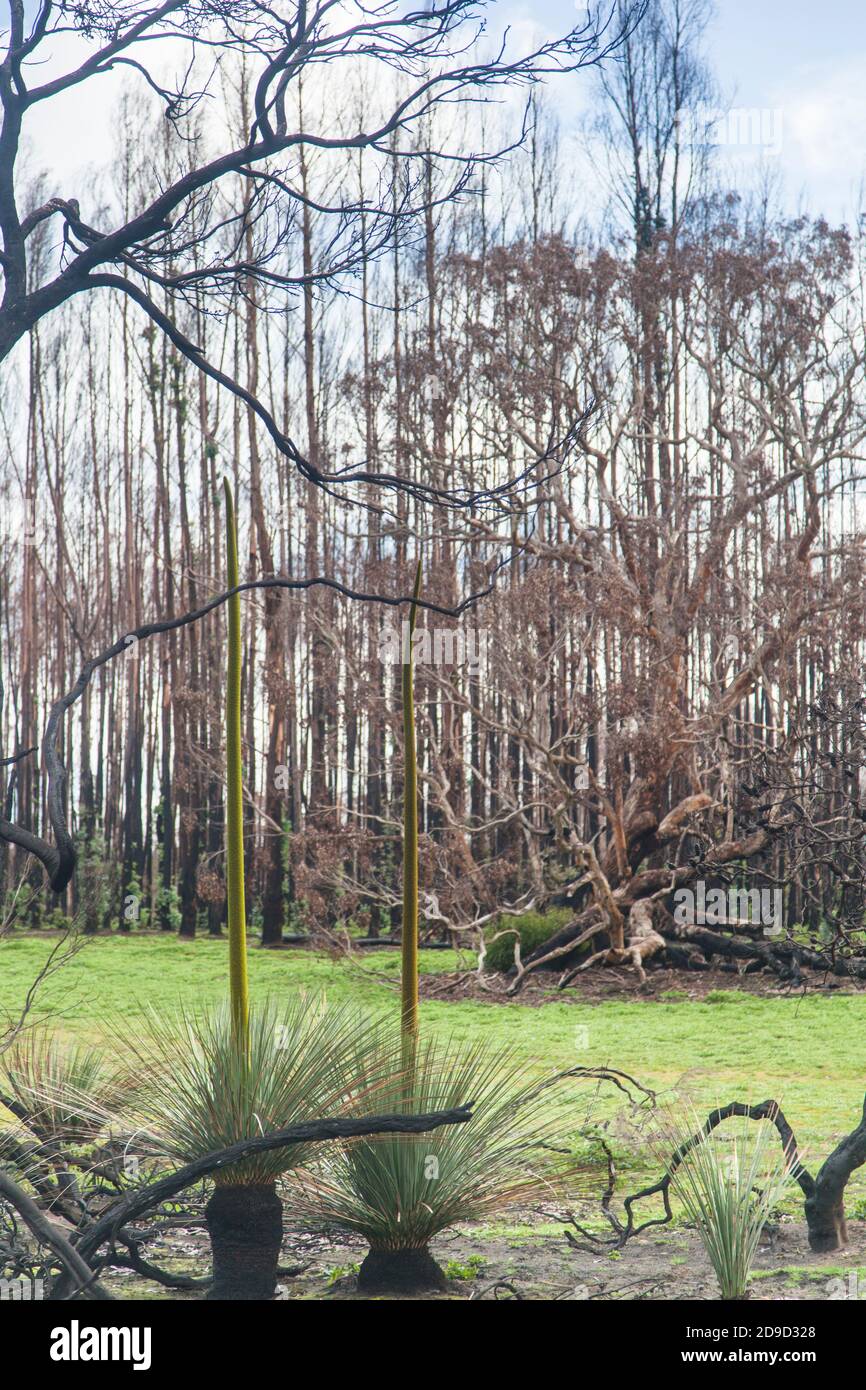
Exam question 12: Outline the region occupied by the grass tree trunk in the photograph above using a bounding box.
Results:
[357,1246,447,1295]
[205,1183,283,1301]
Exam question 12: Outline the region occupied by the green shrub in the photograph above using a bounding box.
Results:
[444,1255,486,1281]
[483,909,572,973]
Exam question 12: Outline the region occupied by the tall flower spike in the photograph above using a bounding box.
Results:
[401,559,423,1044]
[222,479,250,1051]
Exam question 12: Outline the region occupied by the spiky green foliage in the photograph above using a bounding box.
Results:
[118,998,401,1187]
[655,1107,796,1299]
[292,1035,573,1250]
[0,1029,137,1145]
[222,477,249,1047]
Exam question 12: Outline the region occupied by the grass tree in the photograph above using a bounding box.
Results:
[192,480,363,1299]
[127,1000,399,1300]
[298,565,575,1293]
[654,1107,796,1301]
[193,477,278,1298]
[294,1035,572,1293]
[146,483,397,1299]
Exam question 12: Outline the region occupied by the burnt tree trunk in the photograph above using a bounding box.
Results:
[803,1096,866,1252]
[205,1183,283,1301]
[357,1245,447,1295]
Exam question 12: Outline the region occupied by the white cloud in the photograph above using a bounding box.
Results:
[726,53,866,221]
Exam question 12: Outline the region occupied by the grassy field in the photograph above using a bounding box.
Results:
[2,931,865,1195]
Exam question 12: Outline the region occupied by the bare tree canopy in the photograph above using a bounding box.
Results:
[0,0,640,498]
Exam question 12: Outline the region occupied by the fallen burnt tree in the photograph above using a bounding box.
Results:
[668,924,866,985]
[508,678,866,991]
[565,1095,866,1256]
[506,821,784,993]
[0,1104,472,1300]
[500,796,793,992]
[512,893,866,994]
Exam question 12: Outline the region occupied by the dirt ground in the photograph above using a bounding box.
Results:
[103,1204,866,1302]
[419,963,866,1005]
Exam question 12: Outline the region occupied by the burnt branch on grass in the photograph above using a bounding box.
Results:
[0,1167,113,1300]
[567,1095,866,1257]
[107,1232,212,1292]
[49,1104,473,1297]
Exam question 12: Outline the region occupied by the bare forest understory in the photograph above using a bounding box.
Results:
[98,1204,866,1302]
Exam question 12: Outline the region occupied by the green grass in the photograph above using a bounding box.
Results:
[2,932,865,1197]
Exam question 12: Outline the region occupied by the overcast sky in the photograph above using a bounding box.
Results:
[16,0,866,228]
[531,0,866,223]
[708,0,866,221]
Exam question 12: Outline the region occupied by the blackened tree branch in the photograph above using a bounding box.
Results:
[571,1095,866,1258]
[84,271,589,509]
[0,1167,113,1300]
[64,1104,473,1293]
[0,1,637,505]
